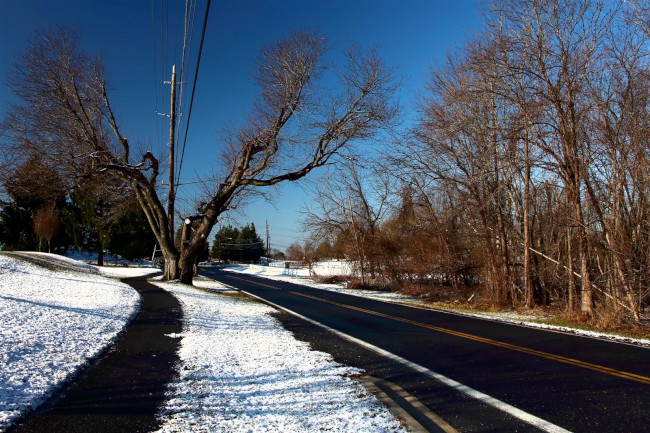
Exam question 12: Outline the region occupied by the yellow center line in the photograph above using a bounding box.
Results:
[226,274,650,385]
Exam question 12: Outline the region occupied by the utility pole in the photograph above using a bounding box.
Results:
[266,219,270,257]
[167,65,177,236]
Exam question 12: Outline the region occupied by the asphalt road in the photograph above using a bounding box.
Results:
[201,267,650,433]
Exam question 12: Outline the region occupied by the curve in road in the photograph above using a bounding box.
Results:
[202,268,650,433]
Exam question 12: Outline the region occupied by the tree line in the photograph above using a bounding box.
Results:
[0,153,156,263]
[302,0,650,324]
[211,223,265,262]
[2,0,648,325]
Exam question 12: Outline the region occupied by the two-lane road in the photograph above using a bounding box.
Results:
[201,268,650,432]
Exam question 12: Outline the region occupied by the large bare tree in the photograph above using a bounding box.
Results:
[490,0,621,318]
[2,28,398,284]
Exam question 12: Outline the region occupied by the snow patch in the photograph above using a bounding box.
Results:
[0,253,146,430]
[152,279,407,433]
[1,255,406,431]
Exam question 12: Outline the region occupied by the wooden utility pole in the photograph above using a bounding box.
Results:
[167,65,177,235]
[266,219,270,256]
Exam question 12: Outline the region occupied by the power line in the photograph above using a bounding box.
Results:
[151,0,160,150]
[173,0,195,188]
[175,0,211,194]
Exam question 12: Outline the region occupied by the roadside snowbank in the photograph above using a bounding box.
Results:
[0,253,144,430]
[153,278,407,433]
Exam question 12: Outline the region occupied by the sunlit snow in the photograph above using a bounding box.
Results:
[0,253,145,430]
[0,254,406,432]
[152,278,406,432]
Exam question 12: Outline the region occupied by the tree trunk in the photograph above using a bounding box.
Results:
[97,242,105,267]
[574,194,594,319]
[163,252,180,281]
[579,245,594,318]
[523,213,533,307]
[179,252,196,285]
[523,138,534,308]
[177,218,206,286]
[495,201,515,305]
[567,225,576,313]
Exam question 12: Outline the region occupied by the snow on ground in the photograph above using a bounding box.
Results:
[152,277,407,433]
[226,264,650,348]
[225,263,442,303]
[65,248,153,267]
[0,252,151,431]
[2,254,405,432]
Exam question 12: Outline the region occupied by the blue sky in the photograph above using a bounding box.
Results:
[0,0,484,252]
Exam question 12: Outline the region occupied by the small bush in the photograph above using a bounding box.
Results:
[346,277,393,292]
[313,274,349,285]
[398,281,476,303]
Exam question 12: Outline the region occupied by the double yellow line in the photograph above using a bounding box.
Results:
[228,275,650,386]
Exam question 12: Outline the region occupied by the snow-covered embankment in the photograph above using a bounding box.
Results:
[0,253,144,430]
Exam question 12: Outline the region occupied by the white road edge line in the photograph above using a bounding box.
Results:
[238,288,572,433]
[219,267,649,349]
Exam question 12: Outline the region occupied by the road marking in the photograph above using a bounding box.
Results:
[231,282,572,433]
[225,274,650,386]
[290,291,650,386]
[362,375,459,433]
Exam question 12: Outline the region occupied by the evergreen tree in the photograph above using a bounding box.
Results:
[0,206,35,250]
[107,203,156,261]
[212,223,264,262]
[67,181,113,265]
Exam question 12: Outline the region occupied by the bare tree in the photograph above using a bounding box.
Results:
[409,43,521,305]
[1,154,68,210]
[2,28,398,284]
[627,0,650,38]
[400,0,647,322]
[304,159,394,286]
[580,13,650,321]
[488,0,620,317]
[32,206,61,253]
[285,242,305,262]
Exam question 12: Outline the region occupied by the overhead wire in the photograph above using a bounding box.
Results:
[175,0,212,196]
[151,0,160,153]
[151,0,210,200]
[178,0,198,144]
[173,0,195,184]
